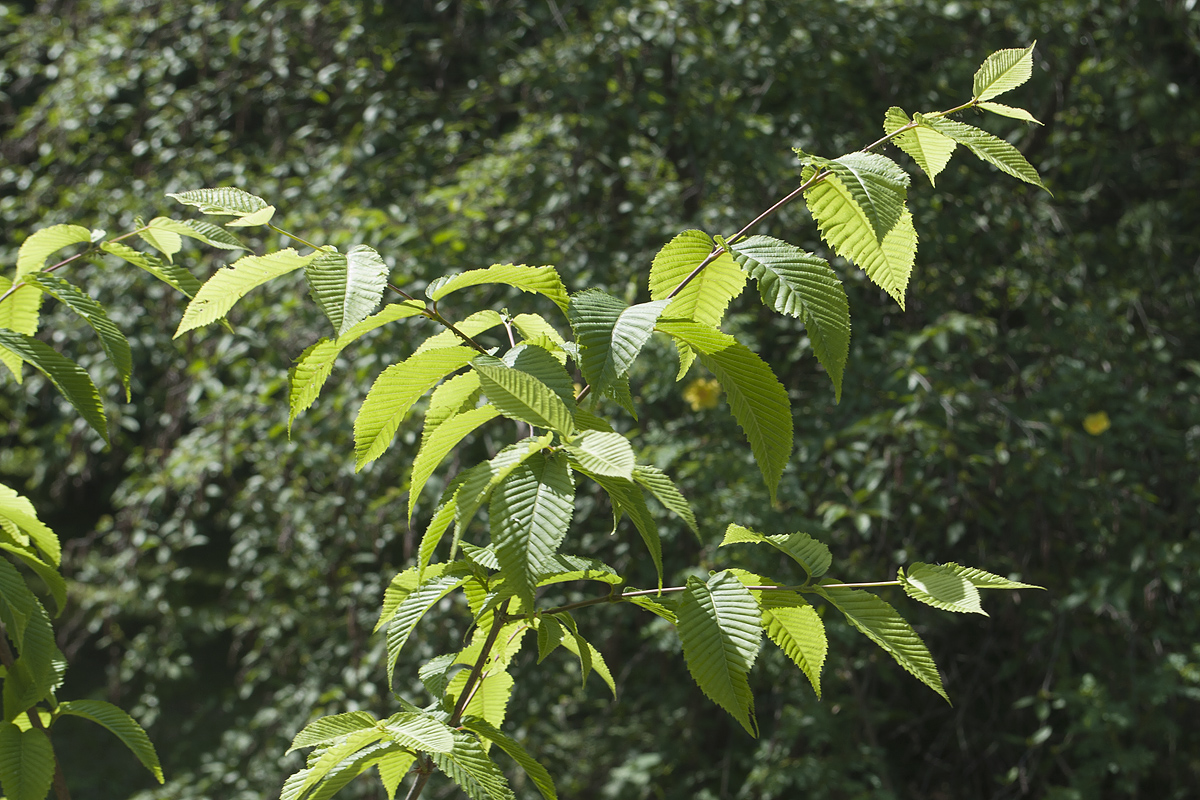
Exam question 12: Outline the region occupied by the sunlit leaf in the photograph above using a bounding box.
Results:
[30,273,132,399]
[915,113,1047,191]
[305,245,389,336]
[883,106,957,186]
[972,42,1036,102]
[175,248,317,336]
[490,451,575,607]
[427,263,568,314]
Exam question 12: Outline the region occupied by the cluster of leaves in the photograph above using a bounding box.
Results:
[2,45,1048,799]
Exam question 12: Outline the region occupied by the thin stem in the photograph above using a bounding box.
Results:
[820,580,901,589]
[538,583,809,617]
[267,223,325,252]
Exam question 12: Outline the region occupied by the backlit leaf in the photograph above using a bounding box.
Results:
[144,217,248,250]
[288,711,377,753]
[915,113,1047,191]
[100,241,202,298]
[720,525,832,580]
[944,563,1042,591]
[168,187,270,216]
[883,106,957,186]
[977,101,1042,124]
[409,405,500,522]
[385,574,469,688]
[429,729,516,800]
[972,42,1036,102]
[462,718,558,800]
[473,356,574,435]
[900,563,986,615]
[632,465,699,538]
[813,152,910,241]
[175,248,317,336]
[763,603,827,698]
[563,431,635,480]
[427,264,568,314]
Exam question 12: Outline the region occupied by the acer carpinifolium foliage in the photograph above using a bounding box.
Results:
[0,46,1046,800]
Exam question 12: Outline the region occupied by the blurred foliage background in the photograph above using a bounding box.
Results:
[2,0,1198,798]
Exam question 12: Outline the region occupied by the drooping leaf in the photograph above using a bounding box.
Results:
[167,186,271,216]
[818,585,948,701]
[632,465,699,538]
[422,371,483,438]
[385,574,469,688]
[805,173,918,308]
[720,525,832,580]
[655,319,792,502]
[288,711,378,753]
[284,728,389,800]
[676,572,762,736]
[429,729,516,800]
[143,217,248,250]
[472,356,574,435]
[353,346,476,469]
[0,723,55,800]
[462,718,558,800]
[57,699,164,783]
[0,331,108,444]
[0,485,60,567]
[558,631,616,697]
[762,602,827,698]
[537,616,565,663]
[426,264,568,314]
[99,241,202,298]
[563,431,635,481]
[0,278,35,383]
[137,225,182,262]
[972,42,1037,102]
[883,106,957,186]
[417,499,458,577]
[977,101,1042,124]
[289,301,428,429]
[409,405,500,522]
[174,248,317,336]
[812,152,910,241]
[915,114,1047,191]
[30,273,132,399]
[447,669,516,729]
[305,245,390,336]
[574,468,662,589]
[943,563,1043,591]
[376,751,417,800]
[722,235,850,401]
[490,451,575,607]
[0,544,66,615]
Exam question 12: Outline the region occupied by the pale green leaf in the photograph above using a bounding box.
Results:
[490,451,575,607]
[0,723,54,800]
[462,718,558,800]
[813,152,910,241]
[417,501,458,577]
[655,319,792,502]
[422,371,483,438]
[883,106,957,186]
[447,669,515,729]
[452,436,552,548]
[100,241,202,298]
[0,276,34,383]
[285,728,388,800]
[559,631,616,697]
[57,699,164,783]
[427,263,568,314]
[384,712,456,754]
[0,484,60,566]
[472,356,574,435]
[944,563,1042,591]
[763,603,827,698]
[720,524,832,580]
[915,113,1047,191]
[168,186,270,216]
[175,248,317,336]
[386,574,469,688]
[374,562,452,634]
[417,653,460,699]
[632,465,699,538]
[818,585,948,701]
[376,751,417,800]
[16,224,92,276]
[137,226,182,262]
[534,555,622,588]
[0,331,108,444]
[511,313,569,354]
[900,563,986,615]
[0,544,66,616]
[305,245,389,336]
[977,101,1042,124]
[537,616,564,663]
[144,217,248,250]
[30,273,132,399]
[973,42,1036,102]
[413,309,503,355]
[289,301,428,430]
[225,205,277,227]
[409,405,500,522]
[429,729,516,800]
[505,344,574,407]
[288,711,378,753]
[723,235,850,401]
[676,572,762,737]
[806,175,918,308]
[563,431,635,480]
[574,468,662,589]
[353,346,476,470]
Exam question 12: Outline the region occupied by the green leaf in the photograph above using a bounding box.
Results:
[289,301,428,430]
[511,313,569,354]
[472,356,574,435]
[16,224,92,276]
[384,712,456,754]
[30,273,133,400]
[462,718,558,800]
[490,451,575,607]
[722,235,850,401]
[418,500,459,578]
[632,465,699,538]
[943,563,1042,591]
[374,562,452,634]
[56,699,164,783]
[763,603,827,698]
[536,616,565,663]
[168,186,271,216]
[655,319,792,502]
[418,653,461,699]
[648,230,746,377]
[972,42,1036,102]
[353,346,476,470]
[915,113,1047,191]
[0,544,66,616]
[305,245,390,336]
[452,436,552,547]
[506,344,574,408]
[883,106,957,186]
[409,405,500,522]
[0,723,54,800]
[376,750,417,800]
[535,555,622,588]
[426,263,568,314]
[174,248,317,336]
[423,371,483,437]
[385,573,469,688]
[0,279,35,384]
[977,101,1042,124]
[144,217,248,250]
[901,563,986,615]
[0,557,35,652]
[99,241,202,298]
[414,309,503,355]
[430,729,516,800]
[0,485,60,567]
[448,669,516,729]
[563,431,635,480]
[814,152,910,241]
[225,205,277,228]
[558,631,616,697]
[137,225,182,263]
[0,331,108,444]
[288,712,376,754]
[818,585,948,701]
[575,469,662,590]
[676,572,762,737]
[284,728,389,800]
[720,524,832,580]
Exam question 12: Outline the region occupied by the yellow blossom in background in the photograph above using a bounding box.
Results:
[1083,411,1111,436]
[683,378,721,411]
